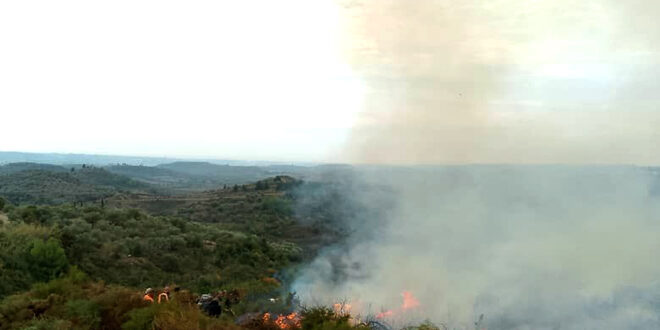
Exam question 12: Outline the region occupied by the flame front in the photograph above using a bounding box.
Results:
[375,290,421,319]
[401,291,420,310]
[376,310,394,319]
[262,312,301,329]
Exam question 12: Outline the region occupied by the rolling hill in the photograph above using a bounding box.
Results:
[0,164,152,205]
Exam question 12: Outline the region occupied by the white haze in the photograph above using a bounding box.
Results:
[290,2,660,327]
[293,166,660,329]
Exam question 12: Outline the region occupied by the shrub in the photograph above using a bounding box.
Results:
[300,306,353,330]
[21,319,73,330]
[402,321,442,330]
[65,299,101,329]
[122,305,157,330]
[261,198,292,217]
[29,238,69,283]
[93,285,146,329]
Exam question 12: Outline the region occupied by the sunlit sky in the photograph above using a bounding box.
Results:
[1,1,659,164]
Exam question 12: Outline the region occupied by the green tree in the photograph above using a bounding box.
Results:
[0,197,5,211]
[29,238,69,282]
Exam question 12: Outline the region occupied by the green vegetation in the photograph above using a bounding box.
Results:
[0,166,151,205]
[0,197,380,329]
[0,204,302,299]
[0,162,426,329]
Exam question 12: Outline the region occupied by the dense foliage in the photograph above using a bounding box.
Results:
[0,204,301,299]
[0,167,150,205]
[0,167,427,329]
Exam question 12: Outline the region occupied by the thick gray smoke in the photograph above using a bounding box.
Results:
[292,166,660,329]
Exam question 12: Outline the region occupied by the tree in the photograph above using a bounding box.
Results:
[29,238,69,282]
[0,197,5,211]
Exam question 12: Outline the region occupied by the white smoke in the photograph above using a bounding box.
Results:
[293,166,660,329]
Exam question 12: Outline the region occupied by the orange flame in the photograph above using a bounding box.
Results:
[402,291,420,310]
[375,291,421,319]
[333,303,352,316]
[376,310,394,319]
[263,312,301,329]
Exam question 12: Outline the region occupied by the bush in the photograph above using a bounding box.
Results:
[402,321,442,330]
[21,319,73,330]
[29,238,69,283]
[300,307,353,330]
[122,305,157,330]
[122,300,233,330]
[93,285,146,329]
[65,299,101,329]
[261,198,292,217]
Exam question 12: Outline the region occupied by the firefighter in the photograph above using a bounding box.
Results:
[143,288,155,303]
[158,286,171,303]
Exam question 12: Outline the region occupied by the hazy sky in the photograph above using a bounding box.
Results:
[1,1,659,164]
[0,0,359,161]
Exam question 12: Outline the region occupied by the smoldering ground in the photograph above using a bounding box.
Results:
[292,166,660,329]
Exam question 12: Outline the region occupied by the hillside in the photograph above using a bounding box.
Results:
[0,175,371,330]
[0,162,69,175]
[106,176,340,257]
[157,162,268,181]
[105,165,190,186]
[0,165,152,205]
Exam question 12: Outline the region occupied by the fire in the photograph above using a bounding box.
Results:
[376,310,394,319]
[262,312,301,329]
[375,290,421,319]
[333,303,352,316]
[401,291,420,310]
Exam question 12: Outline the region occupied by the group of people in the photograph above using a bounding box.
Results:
[140,286,240,318]
[197,290,241,317]
[143,286,171,303]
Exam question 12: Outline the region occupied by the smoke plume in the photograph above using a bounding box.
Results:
[293,166,660,328]
[338,0,660,165]
[293,1,660,328]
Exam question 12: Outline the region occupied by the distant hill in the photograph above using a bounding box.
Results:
[0,165,151,205]
[0,162,69,175]
[0,151,319,167]
[157,161,265,176]
[0,151,181,166]
[155,161,274,185]
[105,164,189,185]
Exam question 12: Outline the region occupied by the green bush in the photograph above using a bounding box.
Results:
[65,299,101,329]
[261,198,292,217]
[122,305,158,330]
[300,306,353,330]
[29,238,69,283]
[21,319,73,330]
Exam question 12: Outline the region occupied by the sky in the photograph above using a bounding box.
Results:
[1,0,659,164]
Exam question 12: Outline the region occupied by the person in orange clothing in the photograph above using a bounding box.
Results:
[143,288,155,303]
[158,286,170,303]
